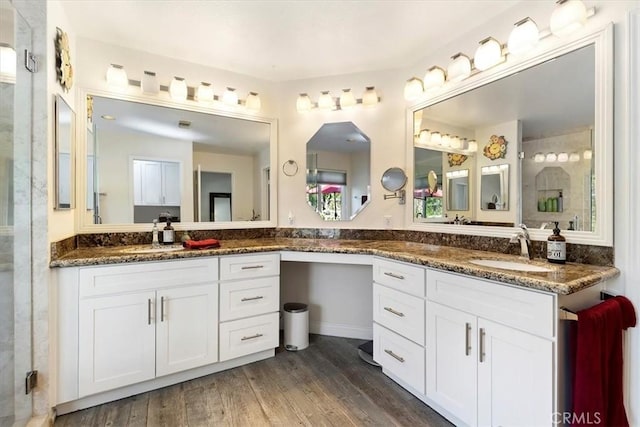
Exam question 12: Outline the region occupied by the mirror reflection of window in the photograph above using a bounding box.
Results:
[413,147,444,220]
[305,122,371,221]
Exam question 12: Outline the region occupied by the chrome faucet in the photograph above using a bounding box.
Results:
[510,224,533,260]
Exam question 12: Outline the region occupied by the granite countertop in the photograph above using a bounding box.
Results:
[49,238,619,295]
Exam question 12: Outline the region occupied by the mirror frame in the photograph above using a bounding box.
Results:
[406,24,613,246]
[76,88,278,233]
[54,94,76,210]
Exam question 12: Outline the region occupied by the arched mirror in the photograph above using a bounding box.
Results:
[306,122,371,221]
[79,92,277,231]
[408,25,613,245]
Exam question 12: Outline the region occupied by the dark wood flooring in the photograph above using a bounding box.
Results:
[54,335,452,426]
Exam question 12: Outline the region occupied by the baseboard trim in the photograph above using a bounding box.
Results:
[55,349,275,415]
[309,321,373,340]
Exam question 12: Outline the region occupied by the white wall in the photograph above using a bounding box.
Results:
[280,262,373,339]
[47,0,76,242]
[193,150,255,221]
[96,128,193,223]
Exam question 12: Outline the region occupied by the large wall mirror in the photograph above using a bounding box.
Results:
[408,25,613,245]
[55,95,75,210]
[79,92,277,231]
[306,122,371,221]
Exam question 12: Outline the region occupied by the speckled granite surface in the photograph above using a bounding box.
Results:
[50,238,619,295]
[52,228,614,266]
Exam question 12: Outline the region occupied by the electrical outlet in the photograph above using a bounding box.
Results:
[383,215,392,229]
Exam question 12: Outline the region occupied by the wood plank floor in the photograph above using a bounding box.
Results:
[55,335,452,427]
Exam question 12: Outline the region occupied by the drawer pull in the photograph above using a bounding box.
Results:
[241,296,264,302]
[241,265,265,270]
[160,296,165,322]
[384,349,405,363]
[479,328,486,363]
[383,271,405,280]
[383,307,405,317]
[147,299,152,325]
[465,322,471,356]
[241,333,264,341]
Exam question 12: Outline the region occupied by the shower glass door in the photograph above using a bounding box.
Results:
[1,2,33,425]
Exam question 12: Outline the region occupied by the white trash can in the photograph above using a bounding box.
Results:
[283,302,309,351]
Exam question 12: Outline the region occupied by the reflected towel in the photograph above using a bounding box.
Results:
[182,239,220,250]
[573,296,636,427]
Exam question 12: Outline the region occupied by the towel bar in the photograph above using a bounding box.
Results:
[559,292,617,321]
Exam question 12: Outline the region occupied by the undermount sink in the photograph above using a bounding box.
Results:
[123,245,185,254]
[469,259,553,273]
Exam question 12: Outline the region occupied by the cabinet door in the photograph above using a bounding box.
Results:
[161,161,181,206]
[156,284,219,377]
[426,302,478,427]
[133,160,163,206]
[477,318,553,427]
[79,291,156,397]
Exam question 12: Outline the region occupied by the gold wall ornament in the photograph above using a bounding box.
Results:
[447,153,468,167]
[55,27,73,92]
[86,95,94,124]
[483,135,508,160]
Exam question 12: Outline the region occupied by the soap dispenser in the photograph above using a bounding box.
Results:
[546,221,566,264]
[151,219,160,248]
[163,219,175,245]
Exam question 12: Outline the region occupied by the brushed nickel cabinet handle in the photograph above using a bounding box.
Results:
[241,265,264,270]
[160,296,165,322]
[384,349,405,363]
[479,328,486,363]
[147,299,152,325]
[383,307,405,317]
[465,322,472,356]
[383,271,405,280]
[241,333,264,341]
[241,296,264,302]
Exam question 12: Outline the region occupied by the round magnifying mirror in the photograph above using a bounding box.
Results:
[381,167,407,192]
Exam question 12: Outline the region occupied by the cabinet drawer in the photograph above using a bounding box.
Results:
[373,284,425,345]
[373,324,425,395]
[373,258,425,297]
[219,312,279,361]
[426,269,555,338]
[220,277,280,322]
[219,253,280,281]
[79,258,218,298]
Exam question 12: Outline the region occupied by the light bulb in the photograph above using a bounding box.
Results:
[508,17,539,55]
[195,82,214,103]
[474,37,504,71]
[246,92,261,111]
[430,132,442,145]
[550,0,588,37]
[418,129,431,145]
[296,93,312,112]
[223,87,238,106]
[583,149,593,160]
[451,136,461,149]
[141,71,159,95]
[404,77,423,101]
[106,64,128,88]
[318,91,334,110]
[569,152,580,162]
[441,134,451,148]
[339,89,356,109]
[558,152,569,162]
[546,152,558,162]
[447,53,472,82]
[362,86,379,106]
[423,66,446,91]
[169,77,187,101]
[534,153,545,163]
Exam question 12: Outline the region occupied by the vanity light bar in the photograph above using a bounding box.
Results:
[404,0,595,101]
[104,66,262,111]
[414,128,477,155]
[296,87,381,112]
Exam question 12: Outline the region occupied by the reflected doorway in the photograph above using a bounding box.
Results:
[210,192,232,221]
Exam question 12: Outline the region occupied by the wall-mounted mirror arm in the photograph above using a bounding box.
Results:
[383,190,406,205]
[381,167,408,205]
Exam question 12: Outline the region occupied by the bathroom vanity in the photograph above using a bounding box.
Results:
[51,238,617,425]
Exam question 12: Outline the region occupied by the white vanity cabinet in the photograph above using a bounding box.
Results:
[76,258,218,397]
[218,253,280,362]
[372,257,426,395]
[426,269,554,427]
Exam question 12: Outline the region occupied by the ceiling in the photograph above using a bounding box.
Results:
[91,96,271,155]
[419,44,595,141]
[60,0,522,82]
[307,122,370,154]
